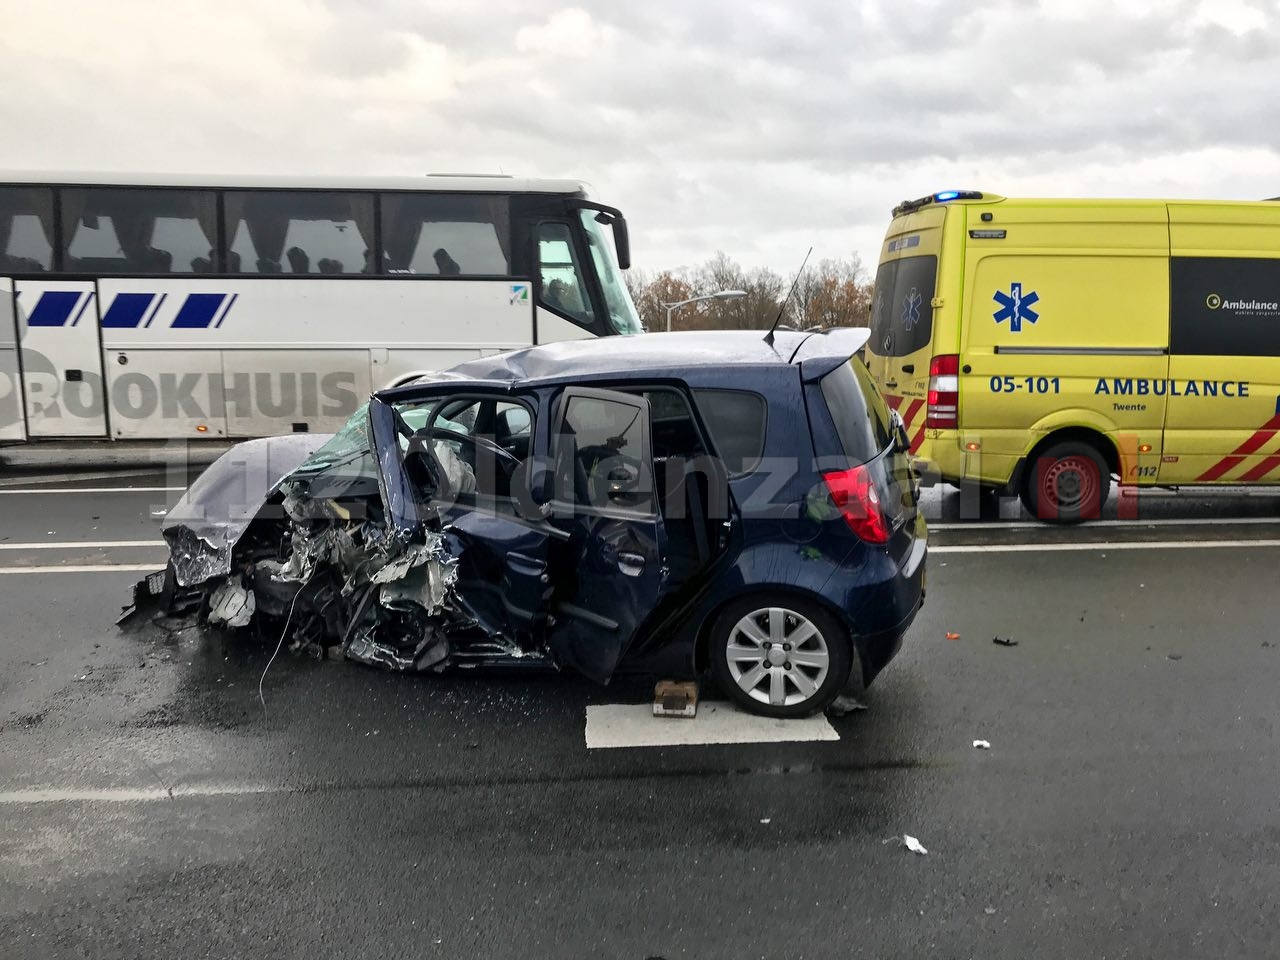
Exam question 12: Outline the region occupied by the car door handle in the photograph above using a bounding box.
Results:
[901,364,914,374]
[507,552,546,577]
[616,551,646,577]
[884,379,898,389]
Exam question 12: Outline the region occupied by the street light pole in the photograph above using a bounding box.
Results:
[661,289,748,332]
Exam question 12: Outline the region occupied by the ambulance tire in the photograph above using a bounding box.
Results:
[1020,441,1111,523]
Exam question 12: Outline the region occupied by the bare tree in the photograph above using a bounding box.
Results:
[622,252,873,333]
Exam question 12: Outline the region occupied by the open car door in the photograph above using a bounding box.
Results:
[367,388,667,680]
[367,391,560,647]
[543,387,668,683]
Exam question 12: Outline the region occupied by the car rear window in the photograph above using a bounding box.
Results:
[692,389,767,475]
[869,254,938,357]
[819,359,895,464]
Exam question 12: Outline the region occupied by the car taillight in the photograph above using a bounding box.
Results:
[822,466,891,544]
[926,354,959,429]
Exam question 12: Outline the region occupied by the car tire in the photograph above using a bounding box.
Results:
[708,593,852,718]
[1019,440,1110,523]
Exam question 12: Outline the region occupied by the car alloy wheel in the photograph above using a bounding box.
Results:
[724,606,831,708]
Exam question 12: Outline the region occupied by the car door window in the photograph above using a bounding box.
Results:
[555,392,654,514]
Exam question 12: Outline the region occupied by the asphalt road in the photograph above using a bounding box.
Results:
[2,465,1279,959]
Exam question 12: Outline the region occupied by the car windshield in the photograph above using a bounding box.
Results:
[578,209,643,334]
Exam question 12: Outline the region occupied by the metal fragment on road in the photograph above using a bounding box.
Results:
[992,636,1018,646]
[973,739,991,749]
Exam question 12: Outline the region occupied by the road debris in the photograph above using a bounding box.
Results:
[653,680,698,718]
[992,636,1018,647]
[826,693,869,717]
[973,739,991,749]
[945,632,960,641]
[883,834,928,855]
[1167,654,1183,661]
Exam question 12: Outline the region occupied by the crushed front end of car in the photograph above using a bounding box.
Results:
[120,402,511,674]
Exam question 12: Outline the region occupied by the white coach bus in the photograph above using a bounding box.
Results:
[0,172,641,442]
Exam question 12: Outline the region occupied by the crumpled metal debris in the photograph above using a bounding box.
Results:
[161,435,326,587]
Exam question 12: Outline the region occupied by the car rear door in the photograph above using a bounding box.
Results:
[544,387,668,683]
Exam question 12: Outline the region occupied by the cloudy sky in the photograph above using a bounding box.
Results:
[2,0,1277,276]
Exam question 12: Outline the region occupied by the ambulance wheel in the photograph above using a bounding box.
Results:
[1020,441,1110,523]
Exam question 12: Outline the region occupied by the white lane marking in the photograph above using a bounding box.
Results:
[0,486,184,495]
[931,516,1280,530]
[0,564,160,574]
[931,539,1280,554]
[0,784,280,804]
[0,540,161,550]
[585,702,839,749]
[0,467,190,487]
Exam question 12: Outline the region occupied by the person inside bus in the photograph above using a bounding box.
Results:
[286,246,310,274]
[317,258,343,274]
[433,247,461,275]
[546,278,585,318]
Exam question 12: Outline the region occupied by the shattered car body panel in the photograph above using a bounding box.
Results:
[161,434,327,587]
[123,328,926,715]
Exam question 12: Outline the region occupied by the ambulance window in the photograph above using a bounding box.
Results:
[870,255,937,357]
[1170,256,1280,357]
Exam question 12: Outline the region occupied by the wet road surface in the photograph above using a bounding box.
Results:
[1,468,1278,958]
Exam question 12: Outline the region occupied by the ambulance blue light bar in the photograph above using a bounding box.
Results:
[893,190,985,216]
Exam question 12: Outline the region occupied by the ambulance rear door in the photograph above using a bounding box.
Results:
[866,205,947,453]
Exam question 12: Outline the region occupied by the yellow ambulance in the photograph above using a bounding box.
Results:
[865,190,1280,521]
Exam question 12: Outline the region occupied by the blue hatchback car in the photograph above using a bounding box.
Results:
[130,328,926,717]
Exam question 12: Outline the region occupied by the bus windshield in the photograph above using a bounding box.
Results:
[579,210,643,334]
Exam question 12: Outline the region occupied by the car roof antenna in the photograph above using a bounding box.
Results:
[764,246,813,347]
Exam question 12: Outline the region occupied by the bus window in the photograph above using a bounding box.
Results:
[538,222,595,327]
[224,191,374,275]
[61,188,217,274]
[0,187,55,273]
[379,194,510,275]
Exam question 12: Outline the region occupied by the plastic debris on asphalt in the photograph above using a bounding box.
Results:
[945,632,960,641]
[973,739,991,749]
[992,636,1018,646]
[883,834,928,855]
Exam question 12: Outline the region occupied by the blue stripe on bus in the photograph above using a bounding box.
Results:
[171,293,227,329]
[27,291,82,327]
[101,293,155,328]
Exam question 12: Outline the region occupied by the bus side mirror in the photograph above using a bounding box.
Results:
[605,213,630,270]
